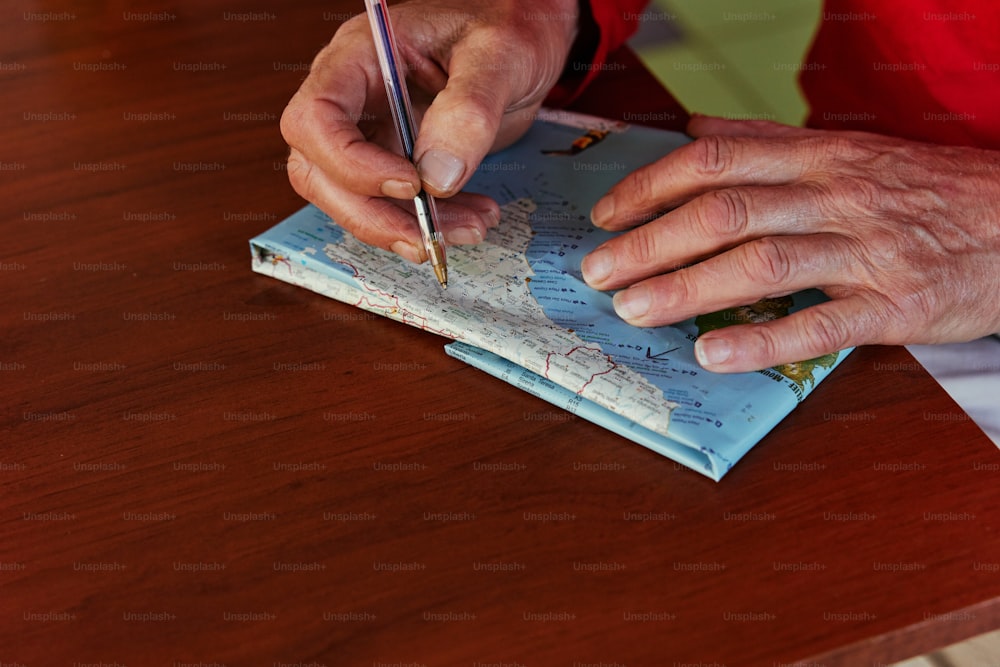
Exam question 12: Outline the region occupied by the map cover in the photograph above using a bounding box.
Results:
[250,110,850,480]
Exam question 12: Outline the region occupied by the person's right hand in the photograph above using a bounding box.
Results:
[280,0,580,263]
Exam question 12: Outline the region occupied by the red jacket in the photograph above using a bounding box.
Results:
[557,0,1000,149]
[546,0,649,107]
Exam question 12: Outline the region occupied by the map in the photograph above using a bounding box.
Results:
[250,110,851,480]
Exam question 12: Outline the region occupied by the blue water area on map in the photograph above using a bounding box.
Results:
[252,205,357,281]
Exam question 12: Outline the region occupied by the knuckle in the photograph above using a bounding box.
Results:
[748,326,783,367]
[803,308,852,353]
[842,176,885,213]
[434,103,502,155]
[622,226,661,267]
[891,285,940,335]
[611,167,658,226]
[798,179,842,221]
[820,135,876,163]
[438,69,504,138]
[863,228,904,264]
[742,238,793,288]
[667,269,697,309]
[902,290,937,327]
[466,102,501,138]
[809,173,886,219]
[690,135,735,177]
[696,189,750,238]
[629,167,656,202]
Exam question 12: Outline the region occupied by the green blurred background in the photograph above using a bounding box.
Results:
[631,0,822,125]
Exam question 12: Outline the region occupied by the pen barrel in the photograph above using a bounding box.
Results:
[364,0,448,288]
[414,192,445,254]
[364,0,419,160]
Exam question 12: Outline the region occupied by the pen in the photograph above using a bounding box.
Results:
[363,0,448,289]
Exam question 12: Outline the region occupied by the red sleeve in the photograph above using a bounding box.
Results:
[800,0,1000,149]
[545,0,652,107]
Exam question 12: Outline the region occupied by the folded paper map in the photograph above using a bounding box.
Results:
[250,109,850,480]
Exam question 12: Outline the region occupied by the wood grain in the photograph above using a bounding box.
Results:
[1,2,997,665]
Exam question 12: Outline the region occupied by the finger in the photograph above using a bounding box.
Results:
[287,148,422,260]
[688,114,899,146]
[590,134,827,231]
[436,192,501,244]
[609,233,849,327]
[286,149,493,259]
[280,27,422,200]
[413,40,522,197]
[693,296,873,373]
[582,184,825,290]
[687,114,818,139]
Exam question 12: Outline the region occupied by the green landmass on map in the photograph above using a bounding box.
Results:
[695,297,840,389]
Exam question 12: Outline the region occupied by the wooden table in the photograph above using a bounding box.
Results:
[2,2,997,665]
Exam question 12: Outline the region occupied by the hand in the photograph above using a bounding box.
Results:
[280,0,579,263]
[580,115,1000,372]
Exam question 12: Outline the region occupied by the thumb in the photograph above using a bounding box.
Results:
[413,45,521,198]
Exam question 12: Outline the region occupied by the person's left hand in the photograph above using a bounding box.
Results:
[580,115,1000,373]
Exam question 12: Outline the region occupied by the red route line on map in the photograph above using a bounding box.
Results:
[337,259,462,339]
[544,345,618,395]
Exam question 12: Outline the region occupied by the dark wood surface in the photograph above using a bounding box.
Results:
[2,2,998,665]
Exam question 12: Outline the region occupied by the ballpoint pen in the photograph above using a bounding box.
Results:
[363,0,448,289]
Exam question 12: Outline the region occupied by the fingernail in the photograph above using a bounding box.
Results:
[613,286,650,321]
[417,149,464,194]
[446,226,483,245]
[695,337,732,367]
[581,247,613,285]
[482,208,500,229]
[591,195,615,227]
[381,179,418,200]
[390,240,423,263]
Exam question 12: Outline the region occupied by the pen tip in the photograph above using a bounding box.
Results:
[433,264,448,289]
